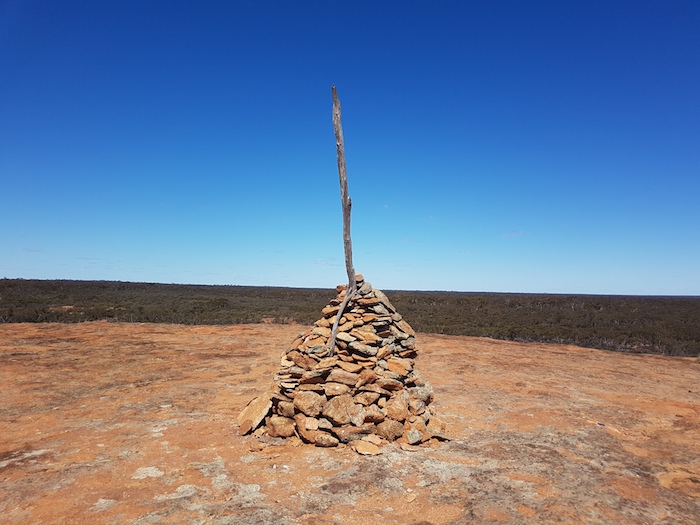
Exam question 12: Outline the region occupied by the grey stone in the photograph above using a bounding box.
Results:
[349,341,378,357]
[406,429,424,445]
[348,403,365,426]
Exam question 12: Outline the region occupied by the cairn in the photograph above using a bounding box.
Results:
[238,274,448,452]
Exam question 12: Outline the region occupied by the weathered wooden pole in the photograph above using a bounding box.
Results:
[328,85,357,356]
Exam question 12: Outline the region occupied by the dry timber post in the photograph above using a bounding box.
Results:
[328,85,357,356]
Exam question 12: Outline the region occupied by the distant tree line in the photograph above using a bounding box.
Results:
[1,279,699,357]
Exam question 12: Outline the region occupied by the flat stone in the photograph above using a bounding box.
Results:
[375,419,405,441]
[267,415,296,438]
[305,346,328,357]
[237,396,271,435]
[321,394,354,426]
[315,316,331,327]
[386,357,413,376]
[397,319,415,336]
[376,378,404,391]
[314,432,339,447]
[362,433,383,445]
[373,289,397,312]
[351,440,381,455]
[322,305,340,317]
[332,425,373,443]
[287,366,306,377]
[349,341,378,357]
[357,297,381,306]
[305,336,326,347]
[290,353,318,370]
[338,322,354,333]
[376,368,401,381]
[323,382,351,397]
[315,356,338,369]
[353,391,380,406]
[299,370,327,384]
[297,383,324,393]
[350,329,382,344]
[327,368,360,387]
[312,326,332,338]
[293,391,326,417]
[359,384,391,396]
[337,361,363,373]
[336,331,356,342]
[372,304,391,316]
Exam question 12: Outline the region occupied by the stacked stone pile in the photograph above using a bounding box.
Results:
[238,274,448,452]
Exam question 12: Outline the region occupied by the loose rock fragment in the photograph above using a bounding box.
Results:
[237,396,272,435]
[351,440,382,455]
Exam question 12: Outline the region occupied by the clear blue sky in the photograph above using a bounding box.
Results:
[1,1,698,294]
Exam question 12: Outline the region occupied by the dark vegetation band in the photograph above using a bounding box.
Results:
[1,279,698,357]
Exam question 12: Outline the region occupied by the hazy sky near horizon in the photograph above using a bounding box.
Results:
[1,1,698,294]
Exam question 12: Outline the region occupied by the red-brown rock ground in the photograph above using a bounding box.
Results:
[1,322,698,524]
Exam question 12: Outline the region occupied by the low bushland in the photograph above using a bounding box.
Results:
[1,279,698,357]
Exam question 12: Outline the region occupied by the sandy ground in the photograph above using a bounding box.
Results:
[0,321,698,524]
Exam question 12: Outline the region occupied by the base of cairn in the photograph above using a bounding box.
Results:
[237,274,448,453]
